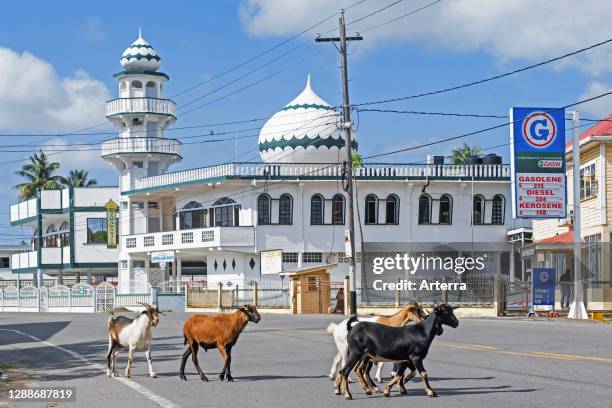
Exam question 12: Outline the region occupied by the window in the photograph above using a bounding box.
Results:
[132,80,142,89]
[332,194,345,225]
[132,260,145,269]
[179,201,206,230]
[257,194,271,225]
[580,163,598,200]
[125,237,136,248]
[131,201,144,209]
[44,224,57,248]
[282,252,298,263]
[87,218,108,244]
[279,194,293,225]
[59,222,70,247]
[303,252,322,263]
[385,194,399,224]
[473,195,485,225]
[439,194,452,224]
[365,194,378,224]
[132,161,144,169]
[121,202,128,210]
[119,260,128,269]
[145,81,156,98]
[212,197,239,227]
[492,195,505,225]
[311,194,324,225]
[418,194,431,224]
[307,276,319,291]
[0,257,9,269]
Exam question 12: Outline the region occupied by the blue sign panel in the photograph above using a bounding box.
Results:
[510,107,567,219]
[532,267,556,306]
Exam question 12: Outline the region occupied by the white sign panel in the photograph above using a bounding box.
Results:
[260,249,282,275]
[151,251,175,264]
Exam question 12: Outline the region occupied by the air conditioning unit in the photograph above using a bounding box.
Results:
[558,210,574,227]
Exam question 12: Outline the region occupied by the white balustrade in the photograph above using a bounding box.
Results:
[106,97,176,117]
[101,137,181,157]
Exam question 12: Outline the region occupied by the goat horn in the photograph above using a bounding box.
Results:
[137,302,151,309]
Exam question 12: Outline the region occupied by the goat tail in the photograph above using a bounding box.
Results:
[183,335,188,346]
[346,315,359,333]
[107,314,116,329]
[325,322,338,335]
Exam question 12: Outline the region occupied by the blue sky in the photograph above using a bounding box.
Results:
[1,0,611,242]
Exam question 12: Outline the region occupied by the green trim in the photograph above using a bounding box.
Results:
[258,135,357,152]
[10,215,37,226]
[127,43,155,50]
[121,53,161,61]
[73,206,109,212]
[40,208,64,214]
[11,262,118,274]
[122,174,510,196]
[281,103,334,111]
[113,71,169,80]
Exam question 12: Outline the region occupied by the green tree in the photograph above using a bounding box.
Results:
[13,151,62,200]
[450,143,482,164]
[61,169,98,188]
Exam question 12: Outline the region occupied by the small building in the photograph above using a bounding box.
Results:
[282,264,335,314]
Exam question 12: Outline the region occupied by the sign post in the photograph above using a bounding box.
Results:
[532,267,556,309]
[510,107,566,219]
[105,199,119,249]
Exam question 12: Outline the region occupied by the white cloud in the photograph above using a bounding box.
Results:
[0,47,110,132]
[578,81,612,119]
[239,0,612,75]
[82,17,106,42]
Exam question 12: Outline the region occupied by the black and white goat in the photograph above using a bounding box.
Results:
[106,302,164,378]
[334,303,459,400]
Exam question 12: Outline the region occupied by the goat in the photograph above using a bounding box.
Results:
[334,303,459,400]
[179,304,261,382]
[326,302,425,382]
[106,302,164,378]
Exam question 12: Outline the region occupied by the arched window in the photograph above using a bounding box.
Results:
[212,197,239,227]
[179,201,206,230]
[473,195,485,225]
[120,81,128,98]
[279,194,293,225]
[492,195,505,225]
[132,80,143,97]
[311,194,324,225]
[257,194,271,225]
[44,224,57,248]
[332,194,345,225]
[145,81,157,98]
[439,194,453,224]
[59,222,70,247]
[418,194,431,224]
[385,194,400,224]
[365,194,378,224]
[32,229,39,251]
[132,80,142,88]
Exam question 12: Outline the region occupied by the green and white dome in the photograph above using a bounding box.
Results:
[258,74,352,164]
[120,29,161,72]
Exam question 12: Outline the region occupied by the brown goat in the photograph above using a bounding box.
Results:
[179,304,261,382]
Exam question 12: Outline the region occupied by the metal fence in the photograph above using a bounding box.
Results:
[0,283,152,313]
[185,280,290,309]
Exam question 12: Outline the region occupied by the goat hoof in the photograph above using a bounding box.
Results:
[345,395,352,400]
[226,375,234,382]
[180,375,187,381]
[201,375,209,382]
[427,392,438,398]
[333,389,341,396]
[365,390,372,396]
[384,392,390,398]
[150,373,157,378]
[219,374,224,381]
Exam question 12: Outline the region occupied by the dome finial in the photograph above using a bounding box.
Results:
[138,26,143,39]
[306,72,312,88]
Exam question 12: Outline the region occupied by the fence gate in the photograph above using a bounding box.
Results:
[96,282,115,312]
[503,278,531,315]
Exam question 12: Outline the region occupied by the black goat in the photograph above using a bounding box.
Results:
[334,303,459,400]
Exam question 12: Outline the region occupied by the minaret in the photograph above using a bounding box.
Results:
[101,29,181,191]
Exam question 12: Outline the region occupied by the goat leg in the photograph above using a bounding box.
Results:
[329,351,342,380]
[106,338,114,377]
[145,346,156,378]
[361,361,381,394]
[190,343,209,382]
[353,360,372,395]
[124,346,134,378]
[179,347,191,380]
[414,358,437,398]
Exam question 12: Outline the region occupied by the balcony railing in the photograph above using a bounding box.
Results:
[101,137,182,157]
[122,226,255,253]
[131,162,511,192]
[106,97,176,117]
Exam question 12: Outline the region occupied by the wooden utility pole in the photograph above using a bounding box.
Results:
[316,11,362,314]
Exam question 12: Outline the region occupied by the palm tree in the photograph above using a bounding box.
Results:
[450,143,482,164]
[61,169,98,188]
[14,151,62,200]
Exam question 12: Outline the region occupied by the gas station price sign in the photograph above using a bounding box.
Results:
[510,108,567,219]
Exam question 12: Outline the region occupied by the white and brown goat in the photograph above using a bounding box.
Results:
[106,302,164,378]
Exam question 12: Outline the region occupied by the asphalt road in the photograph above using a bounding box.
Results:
[0,311,610,408]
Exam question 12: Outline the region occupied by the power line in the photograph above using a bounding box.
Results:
[358,0,443,33]
[355,36,612,106]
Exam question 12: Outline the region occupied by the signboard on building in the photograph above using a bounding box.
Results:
[532,267,556,306]
[260,249,282,275]
[510,107,566,219]
[105,199,119,249]
[151,251,175,264]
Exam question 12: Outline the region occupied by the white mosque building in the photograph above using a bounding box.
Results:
[11,32,528,292]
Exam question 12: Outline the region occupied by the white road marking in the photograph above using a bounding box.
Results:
[0,329,180,408]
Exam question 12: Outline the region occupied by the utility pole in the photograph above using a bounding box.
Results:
[316,11,362,314]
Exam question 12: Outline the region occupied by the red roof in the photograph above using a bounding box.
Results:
[566,114,612,148]
[536,231,585,245]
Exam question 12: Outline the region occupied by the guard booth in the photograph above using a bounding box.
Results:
[282,264,336,314]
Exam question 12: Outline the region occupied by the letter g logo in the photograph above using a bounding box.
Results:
[523,112,556,148]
